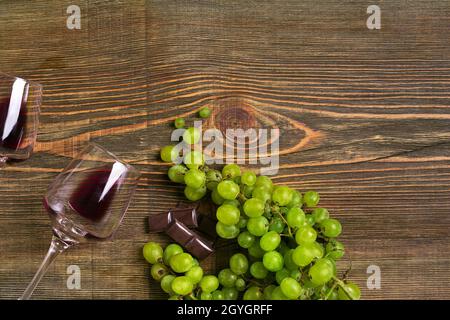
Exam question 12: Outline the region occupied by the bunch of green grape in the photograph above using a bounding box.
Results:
[144,242,236,300]
[159,136,360,299]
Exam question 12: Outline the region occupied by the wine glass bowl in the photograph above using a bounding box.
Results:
[0,72,41,164]
[20,143,140,299]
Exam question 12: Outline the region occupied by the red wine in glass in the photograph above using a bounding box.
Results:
[69,166,122,222]
[0,72,41,166]
[20,143,140,299]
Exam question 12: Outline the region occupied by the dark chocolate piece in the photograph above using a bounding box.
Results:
[148,207,198,233]
[185,236,214,260]
[196,214,218,239]
[166,219,195,245]
[148,212,173,233]
[165,218,215,260]
[169,207,198,228]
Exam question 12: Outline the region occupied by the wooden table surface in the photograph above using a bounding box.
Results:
[0,0,449,300]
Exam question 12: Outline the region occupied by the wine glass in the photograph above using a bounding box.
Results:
[0,72,41,166]
[19,143,141,300]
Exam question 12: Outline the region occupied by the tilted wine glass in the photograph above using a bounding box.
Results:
[19,143,141,299]
[0,72,41,166]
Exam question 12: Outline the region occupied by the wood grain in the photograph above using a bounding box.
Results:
[0,0,449,299]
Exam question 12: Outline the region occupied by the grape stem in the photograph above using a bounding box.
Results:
[323,282,338,300]
[332,276,355,300]
[275,211,293,238]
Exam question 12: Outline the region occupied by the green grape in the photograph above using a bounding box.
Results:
[216,222,240,239]
[286,207,306,228]
[259,231,281,251]
[212,187,225,205]
[216,204,240,225]
[255,176,273,191]
[241,184,254,198]
[280,277,302,299]
[183,150,204,169]
[287,190,302,208]
[247,216,269,236]
[143,242,163,264]
[272,186,293,206]
[312,208,329,223]
[275,268,290,285]
[185,265,203,284]
[248,241,265,258]
[338,282,361,300]
[217,180,240,200]
[184,169,206,189]
[243,198,265,218]
[222,164,241,179]
[311,241,324,259]
[183,127,201,145]
[320,218,342,238]
[241,171,257,186]
[212,290,225,300]
[224,199,240,207]
[233,175,241,185]
[229,253,249,275]
[205,169,222,191]
[168,164,188,184]
[192,258,199,266]
[237,216,248,229]
[305,214,315,226]
[326,239,345,260]
[163,244,184,265]
[252,186,271,203]
[199,275,219,293]
[303,191,320,207]
[223,287,239,300]
[174,118,185,129]
[292,244,315,267]
[271,286,289,300]
[290,269,302,282]
[237,231,255,248]
[235,278,246,291]
[161,275,175,294]
[284,249,298,271]
[160,145,177,163]
[309,258,334,285]
[243,286,263,300]
[263,251,284,272]
[199,106,211,118]
[250,262,269,279]
[264,285,276,300]
[171,276,194,295]
[269,217,285,233]
[151,263,169,281]
[170,252,194,273]
[200,292,212,300]
[295,226,317,245]
[168,295,181,300]
[184,186,206,201]
[218,268,238,288]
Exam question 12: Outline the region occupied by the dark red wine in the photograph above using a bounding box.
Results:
[69,166,124,222]
[0,93,28,151]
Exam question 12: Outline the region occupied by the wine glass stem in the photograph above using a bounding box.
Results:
[19,235,72,300]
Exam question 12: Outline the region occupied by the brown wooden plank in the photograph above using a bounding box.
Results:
[0,0,449,299]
